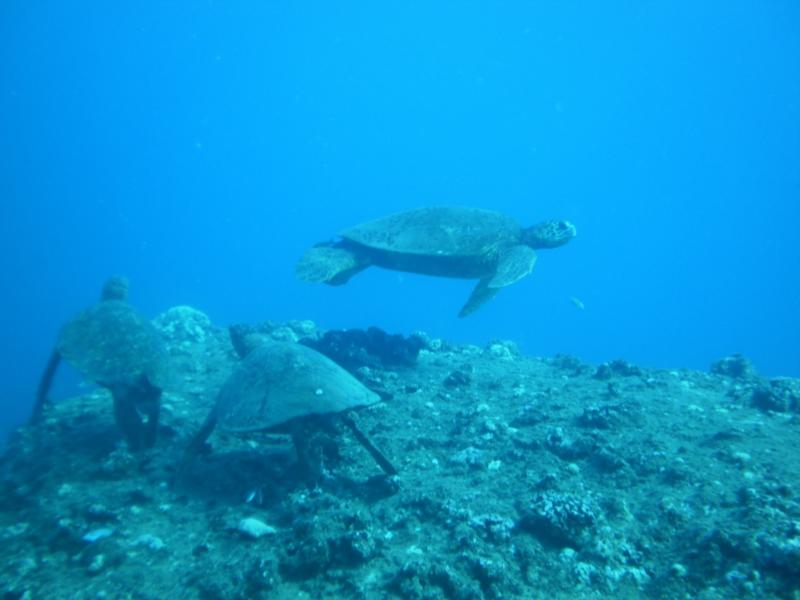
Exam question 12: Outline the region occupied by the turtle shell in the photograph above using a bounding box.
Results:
[339,206,521,258]
[57,300,171,389]
[215,340,379,433]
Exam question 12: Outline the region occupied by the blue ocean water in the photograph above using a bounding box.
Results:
[1,2,798,445]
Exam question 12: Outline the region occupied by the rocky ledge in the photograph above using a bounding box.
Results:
[1,307,798,599]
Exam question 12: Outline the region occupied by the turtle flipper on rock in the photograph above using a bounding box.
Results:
[296,206,576,316]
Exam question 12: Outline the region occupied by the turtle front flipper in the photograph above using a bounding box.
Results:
[173,411,219,484]
[111,385,145,451]
[459,279,499,317]
[341,413,397,476]
[30,349,62,424]
[458,245,537,317]
[296,242,370,285]
[489,244,538,287]
[107,375,163,451]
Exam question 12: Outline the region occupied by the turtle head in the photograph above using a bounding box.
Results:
[101,276,130,302]
[522,220,576,249]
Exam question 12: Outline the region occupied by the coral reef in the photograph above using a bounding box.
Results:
[301,326,427,372]
[1,309,799,599]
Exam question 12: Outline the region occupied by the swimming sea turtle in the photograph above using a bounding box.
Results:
[179,339,396,483]
[296,206,577,317]
[32,276,171,450]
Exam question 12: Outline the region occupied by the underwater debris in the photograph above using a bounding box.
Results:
[82,528,114,543]
[235,518,277,540]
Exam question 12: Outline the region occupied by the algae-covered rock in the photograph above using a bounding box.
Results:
[302,326,426,372]
[518,491,600,548]
[10,316,800,599]
[711,354,759,380]
[751,378,800,413]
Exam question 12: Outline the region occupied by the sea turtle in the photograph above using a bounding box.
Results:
[32,276,171,450]
[296,206,577,316]
[179,339,396,484]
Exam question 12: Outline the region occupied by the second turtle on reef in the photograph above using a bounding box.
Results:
[296,206,577,317]
[179,339,397,485]
[32,276,171,451]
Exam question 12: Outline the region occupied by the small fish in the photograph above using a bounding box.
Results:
[244,488,263,505]
[570,297,585,310]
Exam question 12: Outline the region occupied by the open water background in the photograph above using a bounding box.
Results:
[1,2,798,445]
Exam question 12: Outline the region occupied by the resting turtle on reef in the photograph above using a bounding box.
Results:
[179,339,397,484]
[32,276,170,451]
[296,206,577,317]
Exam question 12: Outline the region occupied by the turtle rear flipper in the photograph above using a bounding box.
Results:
[296,244,370,285]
